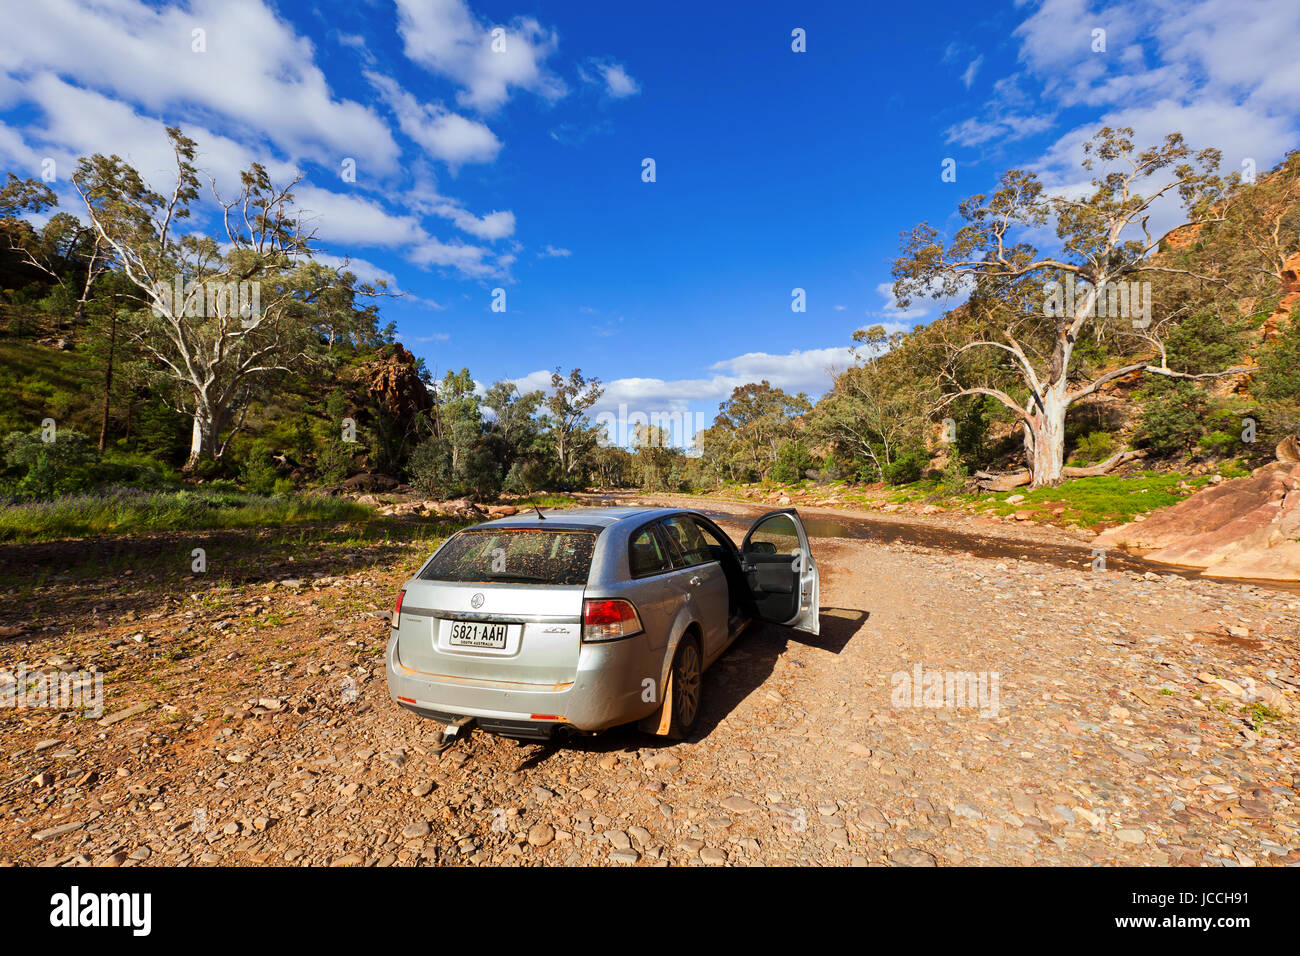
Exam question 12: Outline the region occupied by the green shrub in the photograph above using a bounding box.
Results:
[1197,430,1239,457]
[0,489,372,541]
[316,439,355,484]
[1256,314,1300,402]
[882,445,928,485]
[408,436,452,497]
[1,428,99,499]
[937,454,968,493]
[771,440,815,483]
[1163,311,1248,375]
[503,459,550,496]
[238,442,279,495]
[1068,430,1115,466]
[1137,380,1208,456]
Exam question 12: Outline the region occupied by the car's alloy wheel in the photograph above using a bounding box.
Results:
[670,638,702,736]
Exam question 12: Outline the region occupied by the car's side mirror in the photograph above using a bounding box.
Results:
[745,541,777,555]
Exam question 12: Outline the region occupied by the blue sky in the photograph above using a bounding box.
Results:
[2,0,1297,447]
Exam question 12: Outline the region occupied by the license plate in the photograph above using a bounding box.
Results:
[446,620,508,649]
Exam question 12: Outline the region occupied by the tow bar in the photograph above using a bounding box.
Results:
[432,715,476,755]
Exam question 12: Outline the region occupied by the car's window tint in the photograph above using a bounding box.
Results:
[628,526,671,577]
[661,515,714,566]
[419,529,597,585]
[692,519,732,560]
[745,513,800,556]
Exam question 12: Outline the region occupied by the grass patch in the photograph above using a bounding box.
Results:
[0,489,374,541]
[0,340,102,438]
[697,468,1240,530]
[975,471,1199,527]
[509,492,582,509]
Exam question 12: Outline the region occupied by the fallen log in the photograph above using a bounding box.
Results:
[973,469,1032,492]
[1061,448,1147,477]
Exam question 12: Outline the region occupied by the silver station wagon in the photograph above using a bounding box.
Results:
[386,506,819,741]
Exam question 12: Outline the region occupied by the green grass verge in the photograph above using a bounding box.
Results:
[509,493,582,509]
[0,489,374,541]
[693,463,1256,529]
[973,472,1198,527]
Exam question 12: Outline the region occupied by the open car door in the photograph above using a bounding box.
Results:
[739,508,820,635]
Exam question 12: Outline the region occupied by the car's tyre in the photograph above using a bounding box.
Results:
[666,634,703,739]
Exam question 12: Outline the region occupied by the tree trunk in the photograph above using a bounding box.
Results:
[1026,384,1069,488]
[185,407,217,472]
[97,311,116,452]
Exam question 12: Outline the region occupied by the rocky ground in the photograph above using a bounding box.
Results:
[1,496,1298,867]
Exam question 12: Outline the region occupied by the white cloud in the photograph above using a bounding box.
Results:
[7,73,298,205]
[945,112,1056,148]
[308,252,398,287]
[292,185,507,279]
[367,72,502,167]
[510,346,857,426]
[961,55,984,90]
[408,236,497,278]
[0,120,42,174]
[869,282,933,321]
[708,347,857,391]
[1034,97,1298,242]
[580,59,641,98]
[443,208,515,240]
[394,0,567,112]
[0,0,399,172]
[947,0,1298,173]
[404,179,515,240]
[292,185,427,248]
[870,276,975,323]
[942,0,1299,248]
[538,245,571,258]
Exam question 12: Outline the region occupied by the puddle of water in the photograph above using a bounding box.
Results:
[801,519,851,538]
[693,508,849,539]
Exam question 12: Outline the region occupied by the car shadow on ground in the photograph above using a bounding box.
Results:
[688,606,868,741]
[509,606,870,768]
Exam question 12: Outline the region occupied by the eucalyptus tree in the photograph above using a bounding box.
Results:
[544,367,604,481]
[72,126,364,470]
[893,127,1251,487]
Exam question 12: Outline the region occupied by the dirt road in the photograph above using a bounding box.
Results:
[2,497,1298,866]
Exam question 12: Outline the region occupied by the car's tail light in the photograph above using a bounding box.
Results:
[392,589,405,629]
[582,598,643,642]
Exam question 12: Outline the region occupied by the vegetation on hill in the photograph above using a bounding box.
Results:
[1,127,1297,522]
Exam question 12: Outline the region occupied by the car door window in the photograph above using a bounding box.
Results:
[744,513,800,556]
[661,515,713,567]
[628,525,672,577]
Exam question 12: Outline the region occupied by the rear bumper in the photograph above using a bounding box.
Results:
[384,630,661,734]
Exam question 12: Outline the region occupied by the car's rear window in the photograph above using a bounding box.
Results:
[629,526,672,577]
[419,529,599,586]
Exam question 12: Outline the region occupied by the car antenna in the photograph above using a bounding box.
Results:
[535,505,546,520]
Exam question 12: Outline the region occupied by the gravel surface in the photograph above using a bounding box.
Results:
[2,497,1298,867]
